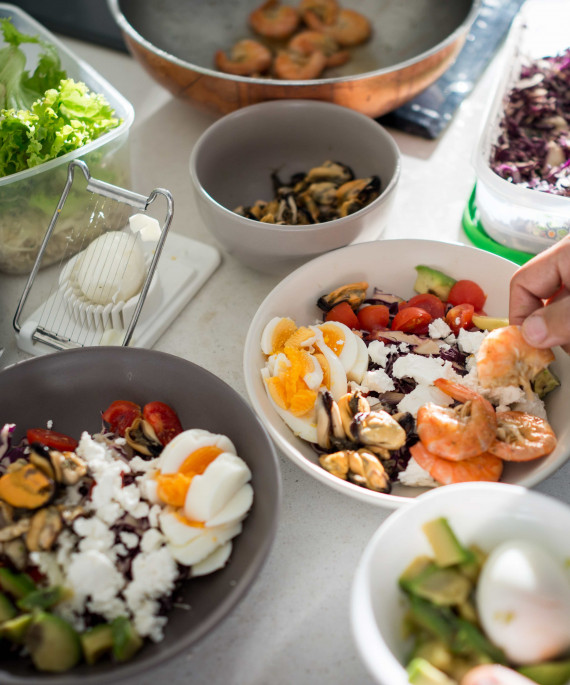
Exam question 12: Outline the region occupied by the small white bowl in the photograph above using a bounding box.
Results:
[189,100,400,274]
[350,482,570,685]
[243,238,570,508]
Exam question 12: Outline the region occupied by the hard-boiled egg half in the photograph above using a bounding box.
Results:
[260,316,369,443]
[153,428,253,577]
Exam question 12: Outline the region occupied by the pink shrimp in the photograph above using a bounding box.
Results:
[249,0,300,39]
[215,39,273,76]
[305,8,371,47]
[273,48,327,80]
[416,378,497,461]
[288,30,350,68]
[299,0,339,26]
[488,410,557,462]
[410,441,503,486]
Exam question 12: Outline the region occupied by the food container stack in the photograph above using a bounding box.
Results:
[473,0,570,255]
[0,4,134,275]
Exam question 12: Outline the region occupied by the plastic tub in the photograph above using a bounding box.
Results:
[0,4,134,275]
[473,0,570,255]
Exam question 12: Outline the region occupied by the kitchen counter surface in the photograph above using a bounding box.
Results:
[1,32,569,685]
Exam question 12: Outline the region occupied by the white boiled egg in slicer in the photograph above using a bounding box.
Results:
[158,429,236,474]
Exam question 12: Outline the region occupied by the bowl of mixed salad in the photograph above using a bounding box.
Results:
[243,238,570,508]
[350,482,570,685]
[0,347,281,683]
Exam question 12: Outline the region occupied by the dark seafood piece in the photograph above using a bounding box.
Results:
[317,281,368,312]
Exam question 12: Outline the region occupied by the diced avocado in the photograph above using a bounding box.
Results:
[471,314,509,331]
[17,585,69,612]
[456,599,479,625]
[518,659,570,685]
[111,616,143,662]
[406,595,457,645]
[400,563,473,606]
[0,613,33,643]
[0,568,36,600]
[81,623,114,665]
[458,545,487,584]
[532,367,561,400]
[407,657,457,685]
[0,592,17,623]
[411,640,454,673]
[24,611,81,672]
[400,555,435,584]
[422,518,475,568]
[452,618,507,665]
[414,266,456,301]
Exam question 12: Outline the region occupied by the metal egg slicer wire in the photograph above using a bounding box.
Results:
[13,160,220,357]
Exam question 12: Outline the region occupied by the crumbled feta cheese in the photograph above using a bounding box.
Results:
[367,340,393,367]
[428,318,452,339]
[392,354,458,387]
[398,457,438,488]
[140,528,165,553]
[120,531,140,549]
[399,343,410,353]
[397,383,453,416]
[457,328,487,354]
[362,368,395,393]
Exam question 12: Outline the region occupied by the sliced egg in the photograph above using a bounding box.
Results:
[260,316,297,355]
[206,483,254,528]
[167,521,242,566]
[191,541,233,577]
[158,429,236,475]
[159,508,205,546]
[313,321,358,375]
[476,539,570,665]
[184,452,251,522]
[347,333,369,384]
[309,328,347,400]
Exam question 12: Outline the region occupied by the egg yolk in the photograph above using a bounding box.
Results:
[265,346,318,416]
[156,445,224,507]
[269,317,297,353]
[317,324,345,357]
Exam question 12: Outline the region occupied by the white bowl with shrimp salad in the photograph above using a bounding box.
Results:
[243,238,570,509]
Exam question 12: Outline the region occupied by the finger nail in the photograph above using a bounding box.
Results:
[522,314,547,344]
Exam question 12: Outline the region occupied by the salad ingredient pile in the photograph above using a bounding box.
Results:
[0,400,253,673]
[401,517,570,685]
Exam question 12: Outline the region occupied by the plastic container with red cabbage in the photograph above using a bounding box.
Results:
[0,3,134,275]
[472,0,570,255]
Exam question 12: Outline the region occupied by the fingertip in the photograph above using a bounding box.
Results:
[521,314,548,345]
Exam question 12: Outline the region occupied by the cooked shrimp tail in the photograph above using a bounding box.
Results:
[273,49,326,80]
[249,0,300,39]
[410,441,503,485]
[488,410,557,462]
[215,39,273,76]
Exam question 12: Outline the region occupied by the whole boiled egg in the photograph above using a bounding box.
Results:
[476,539,570,665]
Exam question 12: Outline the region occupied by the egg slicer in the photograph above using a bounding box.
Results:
[13,159,220,357]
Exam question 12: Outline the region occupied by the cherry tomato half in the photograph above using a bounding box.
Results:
[102,400,142,437]
[400,293,445,321]
[447,280,486,311]
[26,428,78,452]
[325,301,360,329]
[356,304,390,331]
[445,303,475,335]
[391,306,433,334]
[143,401,183,446]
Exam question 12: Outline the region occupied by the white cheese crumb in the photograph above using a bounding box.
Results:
[367,340,393,367]
[397,384,453,416]
[457,328,487,354]
[398,457,438,488]
[428,318,452,339]
[362,368,396,393]
[392,354,458,386]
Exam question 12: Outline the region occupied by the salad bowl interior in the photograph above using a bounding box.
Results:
[243,238,570,509]
[0,347,281,684]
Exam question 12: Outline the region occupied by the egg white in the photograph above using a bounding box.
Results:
[313,321,358,375]
[158,429,236,474]
[309,329,348,400]
[206,483,254,528]
[347,333,369,384]
[167,521,243,566]
[260,316,296,355]
[159,508,205,546]
[190,541,233,577]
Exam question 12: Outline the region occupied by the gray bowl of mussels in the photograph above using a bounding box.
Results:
[189,99,401,275]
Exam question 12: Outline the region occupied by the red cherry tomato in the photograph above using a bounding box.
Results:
[102,400,142,437]
[400,293,445,321]
[26,428,78,452]
[447,280,487,311]
[324,301,360,329]
[356,304,390,331]
[143,401,183,446]
[391,306,433,334]
[445,303,475,335]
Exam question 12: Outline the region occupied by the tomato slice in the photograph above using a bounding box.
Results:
[143,401,183,446]
[391,306,433,334]
[102,400,142,437]
[26,428,78,452]
[356,304,390,331]
[445,303,475,335]
[447,280,486,311]
[324,301,360,329]
[400,293,445,321]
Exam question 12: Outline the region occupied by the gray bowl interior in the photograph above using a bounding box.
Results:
[0,347,281,685]
[116,0,474,78]
[193,100,400,212]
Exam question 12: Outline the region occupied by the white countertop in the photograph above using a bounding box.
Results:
[1,34,569,685]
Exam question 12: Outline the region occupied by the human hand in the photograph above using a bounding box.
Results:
[461,664,536,685]
[509,234,570,354]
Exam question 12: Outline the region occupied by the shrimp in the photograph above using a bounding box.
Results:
[299,0,339,26]
[273,49,327,80]
[475,325,555,396]
[488,410,557,462]
[416,378,497,461]
[410,441,503,485]
[288,30,350,68]
[215,39,273,76]
[249,0,300,39]
[305,8,372,47]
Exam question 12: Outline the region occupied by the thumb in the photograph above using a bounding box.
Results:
[521,295,570,354]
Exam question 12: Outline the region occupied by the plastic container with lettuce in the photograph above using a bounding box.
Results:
[0,11,134,275]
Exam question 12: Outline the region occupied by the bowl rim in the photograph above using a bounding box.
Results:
[349,481,570,685]
[0,346,282,685]
[107,0,481,86]
[188,99,401,234]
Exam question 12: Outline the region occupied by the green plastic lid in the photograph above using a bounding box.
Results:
[462,185,535,266]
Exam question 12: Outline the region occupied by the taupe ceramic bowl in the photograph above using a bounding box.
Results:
[108,0,478,118]
[189,99,400,274]
[0,347,281,685]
